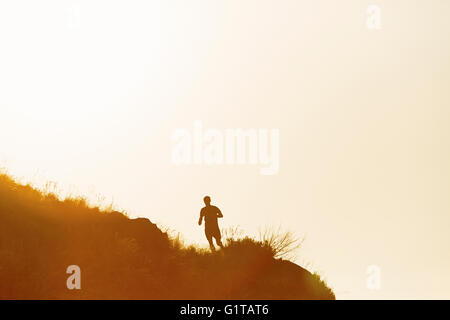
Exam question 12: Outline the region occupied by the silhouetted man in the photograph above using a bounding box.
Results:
[198,196,224,251]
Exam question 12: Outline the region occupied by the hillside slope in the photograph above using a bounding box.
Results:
[0,173,335,299]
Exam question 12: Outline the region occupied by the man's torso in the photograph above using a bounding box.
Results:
[201,206,220,229]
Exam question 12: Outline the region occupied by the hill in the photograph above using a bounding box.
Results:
[0,173,335,299]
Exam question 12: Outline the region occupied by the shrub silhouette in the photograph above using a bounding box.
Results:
[0,173,335,299]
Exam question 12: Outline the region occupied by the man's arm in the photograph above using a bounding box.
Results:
[216,207,223,218]
[198,210,204,225]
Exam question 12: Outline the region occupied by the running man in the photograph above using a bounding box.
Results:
[198,196,224,251]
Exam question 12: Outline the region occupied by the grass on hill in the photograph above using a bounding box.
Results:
[0,172,335,299]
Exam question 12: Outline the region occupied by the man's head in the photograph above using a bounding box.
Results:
[203,196,211,206]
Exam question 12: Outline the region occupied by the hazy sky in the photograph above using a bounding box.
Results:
[1,0,449,299]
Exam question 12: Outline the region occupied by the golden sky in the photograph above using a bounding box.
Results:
[1,0,449,299]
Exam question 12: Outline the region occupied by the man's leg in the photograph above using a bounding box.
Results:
[214,231,224,249]
[206,231,216,251]
[216,237,224,249]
